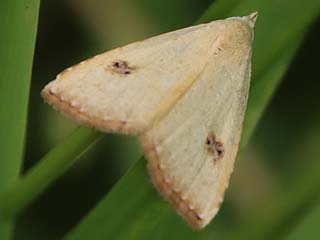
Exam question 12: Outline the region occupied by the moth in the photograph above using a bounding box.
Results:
[42,12,257,229]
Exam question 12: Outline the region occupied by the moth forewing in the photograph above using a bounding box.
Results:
[42,21,222,135]
[41,13,257,229]
[140,16,255,229]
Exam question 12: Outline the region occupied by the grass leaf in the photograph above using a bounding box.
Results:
[285,203,320,240]
[229,114,320,240]
[0,0,40,238]
[65,158,170,240]
[0,127,100,221]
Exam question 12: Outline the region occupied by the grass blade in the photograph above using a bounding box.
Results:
[64,158,170,240]
[285,204,320,240]
[229,114,320,240]
[285,203,320,240]
[235,0,320,144]
[196,0,242,23]
[0,127,100,221]
[0,0,40,238]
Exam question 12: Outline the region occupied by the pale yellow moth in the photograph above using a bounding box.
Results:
[41,12,257,229]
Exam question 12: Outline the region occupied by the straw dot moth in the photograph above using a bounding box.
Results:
[41,12,257,229]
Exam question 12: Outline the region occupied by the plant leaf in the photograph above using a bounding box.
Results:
[0,0,40,238]
[0,127,100,221]
[285,203,320,240]
[228,113,320,240]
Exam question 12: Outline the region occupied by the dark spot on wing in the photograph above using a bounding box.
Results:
[109,60,136,75]
[205,132,225,162]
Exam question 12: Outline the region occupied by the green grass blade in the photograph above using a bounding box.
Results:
[241,34,303,146]
[234,0,320,144]
[196,0,243,23]
[64,158,170,240]
[285,203,320,240]
[0,0,40,238]
[265,121,320,240]
[65,0,320,239]
[285,204,320,240]
[229,114,320,240]
[0,127,100,221]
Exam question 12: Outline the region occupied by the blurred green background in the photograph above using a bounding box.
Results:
[1,0,320,239]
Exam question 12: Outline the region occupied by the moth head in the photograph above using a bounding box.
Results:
[221,13,257,46]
